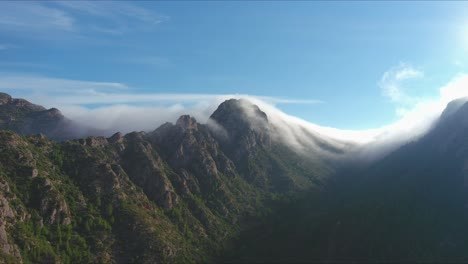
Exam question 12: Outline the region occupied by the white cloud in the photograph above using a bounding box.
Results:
[0,74,323,137]
[0,74,127,95]
[0,2,74,32]
[0,74,390,159]
[379,63,424,104]
[0,1,167,37]
[395,67,424,81]
[51,1,168,35]
[356,72,468,161]
[54,1,167,26]
[3,72,468,161]
[0,74,322,105]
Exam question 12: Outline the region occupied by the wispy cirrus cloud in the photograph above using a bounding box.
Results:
[0,74,320,105]
[0,74,128,95]
[55,1,167,27]
[0,2,74,32]
[0,1,167,37]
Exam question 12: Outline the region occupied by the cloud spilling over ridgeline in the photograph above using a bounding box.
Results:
[3,73,468,161]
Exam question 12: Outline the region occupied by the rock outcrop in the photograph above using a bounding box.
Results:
[0,97,332,263]
[0,93,73,140]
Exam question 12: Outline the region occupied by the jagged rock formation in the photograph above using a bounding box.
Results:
[0,93,73,140]
[0,96,332,263]
[5,92,468,263]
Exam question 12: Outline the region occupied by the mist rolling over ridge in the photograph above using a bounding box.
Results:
[2,1,468,263]
[4,71,468,162]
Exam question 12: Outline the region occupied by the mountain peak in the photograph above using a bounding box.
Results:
[0,92,72,139]
[0,93,46,111]
[208,99,271,151]
[433,98,468,133]
[209,99,268,131]
[439,97,468,120]
[176,115,198,130]
[0,92,12,105]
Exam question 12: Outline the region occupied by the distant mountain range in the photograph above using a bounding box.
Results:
[0,92,467,263]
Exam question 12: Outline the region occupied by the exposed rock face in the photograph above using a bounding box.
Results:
[208,99,282,187]
[176,115,198,131]
[209,99,271,158]
[4,93,468,263]
[0,179,22,263]
[210,99,270,146]
[0,97,333,263]
[121,132,179,209]
[108,132,123,144]
[0,93,73,140]
[10,98,46,111]
[0,93,11,105]
[35,177,72,225]
[150,115,238,196]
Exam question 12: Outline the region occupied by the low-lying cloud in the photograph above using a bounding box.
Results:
[3,71,468,161]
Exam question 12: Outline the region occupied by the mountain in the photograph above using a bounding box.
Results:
[6,93,468,263]
[0,95,334,263]
[320,99,468,262]
[0,93,74,140]
[226,98,468,263]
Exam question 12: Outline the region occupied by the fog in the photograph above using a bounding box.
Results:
[6,73,468,162]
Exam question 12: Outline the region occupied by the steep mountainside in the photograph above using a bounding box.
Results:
[0,96,334,263]
[0,93,74,140]
[227,98,468,263]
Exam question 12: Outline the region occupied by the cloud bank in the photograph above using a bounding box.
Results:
[2,71,468,161]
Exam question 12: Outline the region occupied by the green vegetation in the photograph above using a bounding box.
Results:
[0,98,335,263]
[0,125,329,263]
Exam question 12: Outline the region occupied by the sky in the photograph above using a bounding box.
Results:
[1,1,468,131]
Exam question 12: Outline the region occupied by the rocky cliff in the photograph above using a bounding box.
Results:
[0,95,332,263]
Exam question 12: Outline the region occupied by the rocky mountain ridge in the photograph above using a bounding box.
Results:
[226,98,468,263]
[3,92,468,263]
[0,94,332,263]
[0,93,72,141]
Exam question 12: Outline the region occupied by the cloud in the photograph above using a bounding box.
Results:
[3,72,468,162]
[0,1,167,37]
[355,72,468,161]
[0,74,127,95]
[55,1,167,27]
[228,71,468,161]
[0,2,74,32]
[57,95,335,156]
[49,95,325,141]
[379,63,424,104]
[0,74,323,137]
[0,74,381,159]
[0,74,322,104]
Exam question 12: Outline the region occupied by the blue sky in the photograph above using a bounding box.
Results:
[1,1,468,130]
